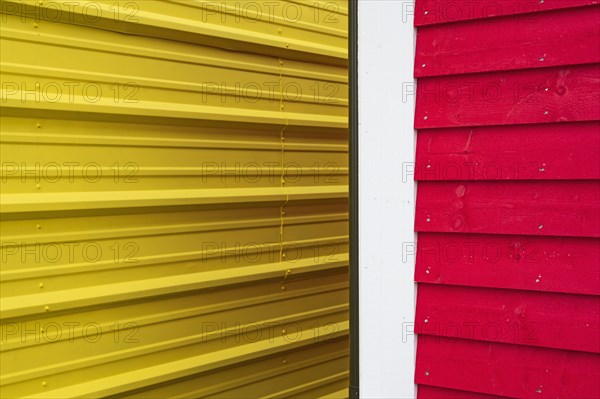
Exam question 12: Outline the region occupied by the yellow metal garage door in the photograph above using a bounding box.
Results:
[0,1,348,397]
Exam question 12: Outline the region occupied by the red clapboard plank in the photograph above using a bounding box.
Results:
[419,385,511,399]
[415,0,599,26]
[415,6,600,77]
[415,233,600,296]
[415,122,600,181]
[415,284,600,353]
[416,335,600,399]
[415,64,600,129]
[415,180,600,237]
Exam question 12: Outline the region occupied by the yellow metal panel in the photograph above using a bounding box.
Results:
[0,0,348,397]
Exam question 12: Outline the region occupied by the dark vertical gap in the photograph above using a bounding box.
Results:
[349,0,359,398]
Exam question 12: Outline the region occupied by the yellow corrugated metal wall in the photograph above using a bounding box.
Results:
[0,1,348,397]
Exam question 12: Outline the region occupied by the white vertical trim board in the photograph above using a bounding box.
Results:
[358,1,417,398]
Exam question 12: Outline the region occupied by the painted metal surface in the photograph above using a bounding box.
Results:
[414,1,600,398]
[0,1,349,397]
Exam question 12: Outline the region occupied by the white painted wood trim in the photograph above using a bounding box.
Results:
[358,1,417,397]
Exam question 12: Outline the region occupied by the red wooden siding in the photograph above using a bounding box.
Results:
[418,385,517,399]
[414,2,600,398]
[416,284,600,353]
[416,6,600,77]
[415,0,599,26]
[415,122,600,181]
[416,233,600,296]
[416,181,600,237]
[416,336,600,399]
[415,64,600,128]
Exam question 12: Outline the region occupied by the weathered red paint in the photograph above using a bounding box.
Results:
[414,2,600,398]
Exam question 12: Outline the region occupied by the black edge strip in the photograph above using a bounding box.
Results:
[349,0,359,398]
